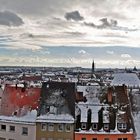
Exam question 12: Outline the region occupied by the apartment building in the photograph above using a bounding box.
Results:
[0,110,37,140]
[75,84,135,140]
[36,82,76,140]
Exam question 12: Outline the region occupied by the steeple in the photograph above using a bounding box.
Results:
[92,60,95,73]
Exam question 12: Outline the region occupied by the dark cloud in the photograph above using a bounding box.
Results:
[84,17,137,32]
[0,0,139,21]
[99,18,118,28]
[84,22,95,28]
[0,11,24,26]
[65,11,84,21]
[84,18,117,29]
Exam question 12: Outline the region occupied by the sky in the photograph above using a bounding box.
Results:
[0,0,140,68]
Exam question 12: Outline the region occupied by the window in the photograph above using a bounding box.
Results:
[0,125,6,131]
[104,124,109,130]
[48,123,54,131]
[58,124,64,132]
[22,127,28,135]
[118,123,127,130]
[81,123,86,129]
[41,123,47,131]
[9,126,15,132]
[92,124,98,129]
[81,138,86,140]
[65,124,71,132]
[9,139,15,140]
[92,138,97,140]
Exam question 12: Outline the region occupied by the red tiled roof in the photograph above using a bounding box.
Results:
[0,84,41,116]
[21,75,42,81]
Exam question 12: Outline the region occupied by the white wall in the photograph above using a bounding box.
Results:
[0,121,36,140]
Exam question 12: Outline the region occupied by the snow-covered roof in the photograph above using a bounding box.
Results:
[77,103,102,123]
[77,104,88,122]
[111,73,140,87]
[77,85,100,97]
[91,105,101,123]
[10,84,24,88]
[103,109,109,123]
[36,114,74,123]
[75,129,134,134]
[75,104,81,116]
[76,85,103,123]
[116,112,127,123]
[44,72,55,76]
[0,110,37,124]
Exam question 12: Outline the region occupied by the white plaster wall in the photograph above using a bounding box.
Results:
[0,121,36,140]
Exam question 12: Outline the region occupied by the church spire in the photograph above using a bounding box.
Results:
[92,60,95,73]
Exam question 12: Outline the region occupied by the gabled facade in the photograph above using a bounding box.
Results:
[36,82,76,140]
[75,84,135,140]
[0,84,41,116]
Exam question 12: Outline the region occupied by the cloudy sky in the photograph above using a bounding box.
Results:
[0,0,140,68]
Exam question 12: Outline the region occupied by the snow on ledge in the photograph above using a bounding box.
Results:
[0,110,37,124]
[36,113,74,123]
[75,129,134,134]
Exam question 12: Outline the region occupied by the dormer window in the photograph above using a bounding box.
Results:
[103,124,109,131]
[81,123,87,130]
[92,123,98,130]
[118,123,127,130]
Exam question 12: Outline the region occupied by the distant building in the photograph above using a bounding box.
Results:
[111,73,140,88]
[133,66,137,71]
[92,60,95,73]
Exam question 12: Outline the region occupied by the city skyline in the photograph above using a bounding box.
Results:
[0,0,140,68]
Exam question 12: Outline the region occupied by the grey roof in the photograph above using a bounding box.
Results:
[111,73,140,87]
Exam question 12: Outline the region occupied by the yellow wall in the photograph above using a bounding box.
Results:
[36,123,74,140]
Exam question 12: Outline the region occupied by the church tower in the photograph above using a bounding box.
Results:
[92,60,95,73]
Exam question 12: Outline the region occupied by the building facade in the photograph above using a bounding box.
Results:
[75,132,134,140]
[0,118,36,140]
[36,119,74,140]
